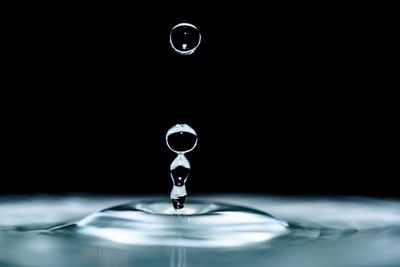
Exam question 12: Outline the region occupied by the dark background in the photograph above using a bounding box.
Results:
[2,4,396,196]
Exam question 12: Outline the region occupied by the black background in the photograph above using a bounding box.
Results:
[2,4,396,196]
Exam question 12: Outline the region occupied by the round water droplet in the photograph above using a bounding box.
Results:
[170,23,201,56]
[166,124,197,154]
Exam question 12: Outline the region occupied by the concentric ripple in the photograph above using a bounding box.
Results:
[52,200,289,247]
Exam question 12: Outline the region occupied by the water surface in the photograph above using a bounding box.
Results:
[1,194,399,267]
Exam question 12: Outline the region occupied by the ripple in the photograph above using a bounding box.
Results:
[52,200,289,247]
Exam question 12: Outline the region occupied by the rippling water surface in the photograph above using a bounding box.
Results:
[1,194,399,267]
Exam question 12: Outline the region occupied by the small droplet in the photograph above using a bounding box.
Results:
[170,23,201,56]
[166,124,197,154]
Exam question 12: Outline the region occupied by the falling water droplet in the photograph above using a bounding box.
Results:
[170,23,201,56]
[166,124,197,210]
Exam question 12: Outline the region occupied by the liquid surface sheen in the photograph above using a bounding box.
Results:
[1,195,399,267]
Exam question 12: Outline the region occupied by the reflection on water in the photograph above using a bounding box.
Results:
[1,194,400,267]
[52,200,289,247]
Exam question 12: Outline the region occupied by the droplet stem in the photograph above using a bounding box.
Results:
[166,124,197,210]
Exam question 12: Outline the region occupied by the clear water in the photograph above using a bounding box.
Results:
[169,23,201,56]
[52,200,288,247]
[1,194,400,267]
[166,124,197,210]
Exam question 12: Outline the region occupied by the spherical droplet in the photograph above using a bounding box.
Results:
[170,23,201,56]
[166,124,198,154]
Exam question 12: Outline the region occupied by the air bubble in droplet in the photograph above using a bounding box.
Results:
[170,23,201,56]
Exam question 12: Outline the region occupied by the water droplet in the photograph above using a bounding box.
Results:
[170,155,190,186]
[166,124,197,210]
[170,23,201,56]
[166,124,197,154]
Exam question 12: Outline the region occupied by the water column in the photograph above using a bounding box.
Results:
[166,124,198,210]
